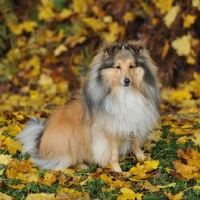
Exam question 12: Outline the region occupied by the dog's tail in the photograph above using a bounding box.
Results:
[16,117,45,157]
[16,117,70,169]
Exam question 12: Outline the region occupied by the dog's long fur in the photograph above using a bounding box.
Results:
[16,40,160,172]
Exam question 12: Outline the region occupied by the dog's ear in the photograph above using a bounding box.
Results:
[127,40,145,54]
[127,44,143,54]
[105,44,119,56]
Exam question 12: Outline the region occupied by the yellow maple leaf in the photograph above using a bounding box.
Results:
[58,188,83,198]
[29,90,39,100]
[103,15,113,23]
[143,140,156,151]
[194,185,200,190]
[192,0,200,10]
[178,148,200,166]
[92,5,105,18]
[38,1,55,20]
[28,55,41,76]
[7,124,21,136]
[57,80,68,93]
[9,159,33,173]
[169,88,192,102]
[102,22,124,43]
[38,73,53,87]
[144,160,159,172]
[186,54,196,65]
[100,174,132,189]
[6,168,19,179]
[82,17,106,32]
[26,193,55,200]
[130,160,159,179]
[191,131,200,146]
[164,5,180,28]
[176,136,188,144]
[130,163,146,177]
[3,137,22,154]
[189,72,200,98]
[171,34,191,56]
[170,126,194,135]
[18,172,39,183]
[164,191,184,200]
[66,35,87,48]
[173,160,200,180]
[38,171,57,186]
[57,9,74,20]
[62,168,75,175]
[123,12,135,24]
[182,14,197,28]
[0,155,12,165]
[7,20,37,35]
[117,188,143,200]
[6,48,21,62]
[8,184,24,189]
[21,21,38,33]
[73,0,93,13]
[139,180,160,192]
[0,192,13,200]
[152,0,174,14]
[7,21,23,35]
[147,130,162,142]
[54,44,68,56]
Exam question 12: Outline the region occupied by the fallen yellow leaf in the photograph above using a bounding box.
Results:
[54,44,68,56]
[152,0,174,14]
[187,54,196,65]
[117,187,143,200]
[171,34,191,56]
[123,12,135,24]
[82,17,106,32]
[3,138,22,154]
[169,88,192,102]
[192,0,200,10]
[26,193,55,200]
[176,136,188,144]
[0,192,13,200]
[0,155,12,165]
[164,191,184,200]
[164,5,180,28]
[182,14,196,28]
[38,0,55,20]
[139,180,160,192]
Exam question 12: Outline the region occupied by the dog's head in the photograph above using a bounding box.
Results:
[95,40,158,90]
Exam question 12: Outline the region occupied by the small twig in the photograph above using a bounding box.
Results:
[153,148,169,159]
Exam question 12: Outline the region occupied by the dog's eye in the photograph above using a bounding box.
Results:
[116,66,121,69]
[129,65,134,69]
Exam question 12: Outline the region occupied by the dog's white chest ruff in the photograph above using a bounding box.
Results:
[99,87,158,138]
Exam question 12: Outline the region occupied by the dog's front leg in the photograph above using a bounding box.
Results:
[131,138,146,160]
[110,139,122,172]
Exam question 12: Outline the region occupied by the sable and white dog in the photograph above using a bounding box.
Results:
[16,40,160,172]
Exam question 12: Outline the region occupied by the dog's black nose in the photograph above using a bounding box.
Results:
[124,77,130,85]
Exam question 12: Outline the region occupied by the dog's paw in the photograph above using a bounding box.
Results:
[80,163,90,169]
[135,151,146,161]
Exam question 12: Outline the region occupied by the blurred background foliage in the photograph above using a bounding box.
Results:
[0,0,200,97]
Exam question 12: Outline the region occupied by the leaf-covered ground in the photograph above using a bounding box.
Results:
[0,74,200,200]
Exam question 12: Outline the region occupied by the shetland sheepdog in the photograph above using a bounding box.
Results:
[16,40,160,172]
